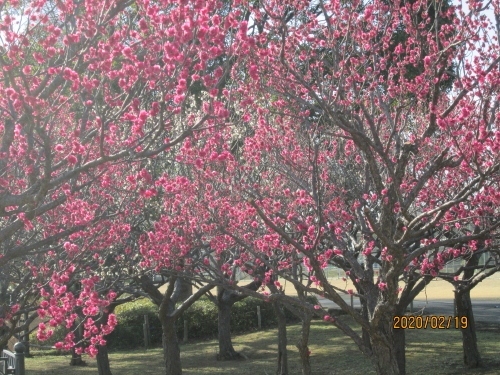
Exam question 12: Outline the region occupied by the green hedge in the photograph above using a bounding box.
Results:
[108,296,318,349]
[30,295,319,350]
[107,295,318,350]
[106,298,162,350]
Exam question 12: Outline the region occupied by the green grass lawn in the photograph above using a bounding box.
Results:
[26,319,500,375]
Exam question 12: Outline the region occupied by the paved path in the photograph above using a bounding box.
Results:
[318,296,500,323]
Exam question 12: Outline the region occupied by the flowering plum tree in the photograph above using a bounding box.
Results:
[0,0,238,357]
[2,0,500,375]
[142,1,500,375]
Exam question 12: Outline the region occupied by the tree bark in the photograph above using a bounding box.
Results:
[455,289,481,368]
[160,300,182,375]
[360,296,373,355]
[138,274,215,375]
[214,282,261,360]
[370,338,400,375]
[392,302,407,375]
[96,344,112,375]
[370,317,401,375]
[392,273,433,375]
[451,246,482,368]
[70,347,86,366]
[392,326,405,375]
[217,300,242,360]
[69,323,86,366]
[296,312,312,375]
[273,302,288,375]
[369,317,401,375]
[157,280,182,375]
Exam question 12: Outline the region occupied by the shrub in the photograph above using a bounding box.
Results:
[178,294,318,340]
[107,299,161,350]
[105,294,320,350]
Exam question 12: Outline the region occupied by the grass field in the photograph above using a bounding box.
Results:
[26,318,500,375]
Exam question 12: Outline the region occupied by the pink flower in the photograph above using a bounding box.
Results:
[67,155,77,164]
[173,95,185,104]
[88,345,98,357]
[323,315,335,322]
[378,282,387,291]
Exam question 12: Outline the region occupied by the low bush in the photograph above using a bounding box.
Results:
[32,294,320,350]
[107,299,161,350]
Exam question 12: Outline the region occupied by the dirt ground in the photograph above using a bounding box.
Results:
[164,275,499,301]
[280,276,500,300]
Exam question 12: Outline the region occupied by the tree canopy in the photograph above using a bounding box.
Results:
[0,0,499,374]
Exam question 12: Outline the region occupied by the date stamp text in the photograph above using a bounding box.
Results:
[393,315,468,329]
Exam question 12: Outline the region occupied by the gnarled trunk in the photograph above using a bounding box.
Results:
[369,317,401,375]
[454,249,482,368]
[393,303,406,375]
[96,345,112,375]
[392,327,405,375]
[215,282,261,360]
[455,290,481,368]
[159,294,182,375]
[217,300,241,360]
[70,323,86,366]
[296,312,312,375]
[360,296,373,354]
[138,274,215,375]
[161,315,182,375]
[370,338,400,375]
[273,302,288,375]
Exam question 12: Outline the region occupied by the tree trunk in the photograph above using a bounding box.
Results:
[160,297,182,375]
[370,338,401,375]
[360,297,373,354]
[454,249,482,369]
[161,318,182,375]
[138,274,215,375]
[273,302,288,375]
[370,317,401,375]
[215,282,261,360]
[455,290,481,368]
[217,300,242,360]
[393,304,406,375]
[96,345,112,375]
[70,347,86,366]
[296,313,312,375]
[391,327,405,375]
[70,323,86,366]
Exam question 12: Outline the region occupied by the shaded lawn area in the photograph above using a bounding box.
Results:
[26,319,500,375]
